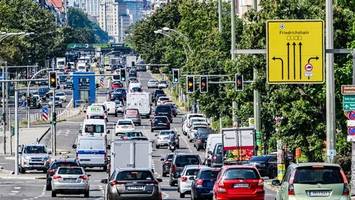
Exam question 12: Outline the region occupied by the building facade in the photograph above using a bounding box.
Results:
[70,0,101,21]
[99,0,119,42]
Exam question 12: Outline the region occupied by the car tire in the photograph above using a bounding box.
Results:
[151,129,154,132]
[84,190,89,198]
[19,167,26,174]
[103,166,107,172]
[51,190,57,197]
[180,192,185,198]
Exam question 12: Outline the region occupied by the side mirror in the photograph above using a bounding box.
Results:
[156,178,163,182]
[72,144,77,149]
[189,176,195,180]
[272,179,281,186]
[107,130,110,134]
[101,179,108,184]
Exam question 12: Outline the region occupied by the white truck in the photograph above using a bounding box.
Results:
[126,55,137,68]
[126,92,151,117]
[109,140,153,175]
[56,57,66,69]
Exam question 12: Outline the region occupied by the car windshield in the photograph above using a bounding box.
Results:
[199,170,220,179]
[125,132,143,137]
[250,156,270,162]
[126,109,138,116]
[24,146,47,154]
[175,155,200,167]
[223,168,259,180]
[56,93,64,96]
[186,168,200,176]
[50,162,78,169]
[214,144,223,154]
[159,97,169,101]
[85,124,104,133]
[197,130,209,138]
[116,171,154,181]
[293,166,343,184]
[132,87,142,92]
[113,75,120,80]
[160,131,173,136]
[154,117,168,123]
[156,106,171,113]
[58,167,83,175]
[118,120,133,125]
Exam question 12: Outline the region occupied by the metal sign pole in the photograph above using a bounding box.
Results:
[14,84,19,175]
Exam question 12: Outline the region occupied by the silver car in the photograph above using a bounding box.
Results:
[51,167,90,197]
[147,79,159,88]
[155,130,172,148]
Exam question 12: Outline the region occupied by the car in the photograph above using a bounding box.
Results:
[158,80,168,89]
[29,95,42,109]
[188,123,209,142]
[147,79,159,88]
[194,127,212,151]
[213,165,264,200]
[248,155,277,178]
[46,158,80,190]
[124,108,142,126]
[178,165,204,198]
[157,96,170,105]
[151,116,170,132]
[272,162,350,200]
[19,144,50,173]
[51,166,90,197]
[209,143,223,167]
[111,81,124,89]
[115,100,124,114]
[48,97,63,108]
[154,105,173,122]
[191,167,221,200]
[102,168,163,200]
[169,153,201,186]
[182,113,206,135]
[104,101,117,116]
[115,119,135,133]
[63,80,72,89]
[155,130,179,148]
[111,88,127,102]
[161,153,174,177]
[55,91,67,102]
[113,131,144,141]
[165,103,178,117]
[152,89,165,103]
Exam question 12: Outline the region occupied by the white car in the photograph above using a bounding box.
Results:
[115,119,135,133]
[115,101,124,114]
[182,113,206,135]
[178,165,205,198]
[55,92,67,102]
[147,79,159,88]
[157,96,170,105]
[155,130,173,148]
[103,101,116,116]
[158,80,168,89]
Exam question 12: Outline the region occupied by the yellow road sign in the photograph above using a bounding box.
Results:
[267,20,324,84]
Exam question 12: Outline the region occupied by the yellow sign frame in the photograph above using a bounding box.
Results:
[267,20,324,84]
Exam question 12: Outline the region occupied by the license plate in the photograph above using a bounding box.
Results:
[233,183,249,188]
[127,186,144,191]
[308,191,331,197]
[63,178,77,183]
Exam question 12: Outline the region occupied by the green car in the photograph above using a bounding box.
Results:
[272,162,350,200]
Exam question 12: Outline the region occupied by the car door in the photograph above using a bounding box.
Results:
[278,167,292,200]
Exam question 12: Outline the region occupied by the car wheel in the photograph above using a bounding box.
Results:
[19,167,26,174]
[84,190,89,198]
[51,190,57,197]
[180,192,185,198]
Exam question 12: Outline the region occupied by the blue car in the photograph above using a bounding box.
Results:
[190,167,220,200]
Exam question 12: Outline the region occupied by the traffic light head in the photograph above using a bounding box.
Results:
[172,69,179,83]
[49,71,57,89]
[186,76,194,93]
[200,76,208,93]
[120,68,126,81]
[235,74,243,91]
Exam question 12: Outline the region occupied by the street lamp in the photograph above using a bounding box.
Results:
[161,27,192,52]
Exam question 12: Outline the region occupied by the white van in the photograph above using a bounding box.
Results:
[81,119,108,137]
[86,105,107,121]
[205,134,222,160]
[126,92,151,117]
[104,101,116,116]
[75,136,107,171]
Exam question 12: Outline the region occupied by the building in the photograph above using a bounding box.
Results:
[70,0,101,21]
[34,0,66,25]
[236,0,260,17]
[99,0,120,42]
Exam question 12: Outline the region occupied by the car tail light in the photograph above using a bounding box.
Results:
[196,179,204,187]
[181,176,187,182]
[217,180,226,193]
[52,175,62,180]
[258,179,264,187]
[288,184,295,195]
[79,175,89,180]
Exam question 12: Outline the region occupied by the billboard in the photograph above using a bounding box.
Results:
[222,127,255,161]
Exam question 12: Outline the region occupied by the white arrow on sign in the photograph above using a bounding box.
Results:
[348,120,355,127]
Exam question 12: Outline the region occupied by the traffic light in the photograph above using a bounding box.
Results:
[186,76,194,93]
[27,96,31,107]
[200,76,208,93]
[120,68,126,81]
[235,74,243,91]
[172,69,179,83]
[52,112,57,124]
[49,71,57,89]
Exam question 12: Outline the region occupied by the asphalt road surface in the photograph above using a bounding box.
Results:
[0,71,277,200]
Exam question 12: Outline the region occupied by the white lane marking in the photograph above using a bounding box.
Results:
[14,186,21,190]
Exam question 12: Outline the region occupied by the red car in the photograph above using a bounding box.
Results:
[111,81,123,89]
[213,165,264,200]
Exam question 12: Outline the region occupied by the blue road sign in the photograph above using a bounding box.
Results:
[348,126,355,135]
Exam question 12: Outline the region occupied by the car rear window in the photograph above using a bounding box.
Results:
[156,106,171,113]
[85,124,104,133]
[199,170,220,179]
[175,155,201,167]
[126,109,138,115]
[154,117,168,123]
[116,171,154,181]
[185,168,200,176]
[223,168,259,180]
[293,166,343,184]
[118,121,133,125]
[50,162,78,169]
[24,146,47,154]
[58,167,83,175]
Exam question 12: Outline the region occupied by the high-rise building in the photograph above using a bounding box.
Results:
[99,0,119,42]
[70,0,101,21]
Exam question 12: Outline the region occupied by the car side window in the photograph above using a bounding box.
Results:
[109,170,116,181]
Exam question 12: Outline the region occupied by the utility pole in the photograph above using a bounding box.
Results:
[326,0,335,163]
[2,64,5,154]
[51,59,57,156]
[14,83,19,175]
[253,0,261,155]
[231,0,236,60]
[218,0,222,33]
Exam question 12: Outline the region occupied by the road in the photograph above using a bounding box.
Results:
[0,71,277,200]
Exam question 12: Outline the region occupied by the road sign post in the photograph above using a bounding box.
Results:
[267,20,324,84]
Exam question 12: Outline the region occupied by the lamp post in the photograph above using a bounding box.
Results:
[161,27,192,53]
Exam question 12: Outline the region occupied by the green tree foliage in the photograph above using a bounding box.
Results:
[128,0,355,167]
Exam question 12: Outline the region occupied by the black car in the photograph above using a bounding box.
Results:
[193,127,212,151]
[154,105,173,122]
[152,89,165,103]
[169,153,201,186]
[209,143,223,167]
[191,167,220,200]
[248,155,277,178]
[46,158,80,190]
[165,103,177,117]
[151,116,170,132]
[110,88,127,102]
[102,169,162,200]
[161,153,174,177]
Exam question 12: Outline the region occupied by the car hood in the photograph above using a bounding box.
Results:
[23,153,49,158]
